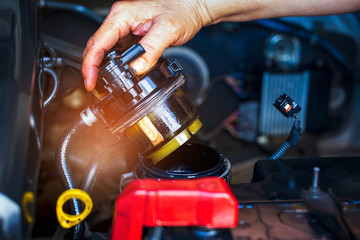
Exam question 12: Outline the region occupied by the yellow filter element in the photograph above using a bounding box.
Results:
[56,189,93,229]
[137,116,164,147]
[21,191,34,223]
[149,118,202,164]
[188,118,202,135]
[149,129,191,164]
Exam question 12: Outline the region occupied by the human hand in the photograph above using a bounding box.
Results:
[82,0,360,91]
[82,0,214,91]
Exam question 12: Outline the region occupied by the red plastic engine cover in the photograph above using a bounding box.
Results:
[111,177,238,240]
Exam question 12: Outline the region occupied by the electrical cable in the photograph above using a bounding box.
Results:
[269,119,301,160]
[270,141,292,160]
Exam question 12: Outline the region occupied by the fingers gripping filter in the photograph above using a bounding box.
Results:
[81,44,202,163]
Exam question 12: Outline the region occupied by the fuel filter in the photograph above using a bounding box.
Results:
[81,44,202,163]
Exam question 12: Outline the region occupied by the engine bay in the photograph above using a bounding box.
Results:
[1,1,360,239]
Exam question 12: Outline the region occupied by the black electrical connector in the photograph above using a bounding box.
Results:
[273,93,301,118]
[270,93,302,160]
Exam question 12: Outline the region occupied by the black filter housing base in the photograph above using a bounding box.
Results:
[231,156,360,202]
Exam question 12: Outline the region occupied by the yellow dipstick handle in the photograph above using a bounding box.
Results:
[22,191,34,223]
[56,189,93,229]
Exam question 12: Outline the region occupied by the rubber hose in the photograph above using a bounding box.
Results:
[56,118,88,240]
[269,141,291,160]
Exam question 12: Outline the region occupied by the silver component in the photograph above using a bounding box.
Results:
[150,103,182,133]
[311,167,320,190]
[138,78,156,95]
[38,67,59,107]
[80,107,98,127]
[120,172,135,192]
[41,56,63,68]
[259,71,310,136]
[309,167,322,198]
[40,43,57,68]
[265,34,301,71]
[219,156,232,184]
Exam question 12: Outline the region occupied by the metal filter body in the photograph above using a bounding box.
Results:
[125,91,202,163]
[89,44,202,163]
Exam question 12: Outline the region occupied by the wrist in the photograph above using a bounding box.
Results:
[200,0,277,24]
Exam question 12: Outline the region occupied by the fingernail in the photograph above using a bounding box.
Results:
[84,79,94,91]
[131,57,147,73]
[84,79,89,90]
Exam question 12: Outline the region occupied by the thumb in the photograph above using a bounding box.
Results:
[130,22,175,74]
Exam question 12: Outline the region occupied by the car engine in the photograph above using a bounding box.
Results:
[1,0,360,239]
